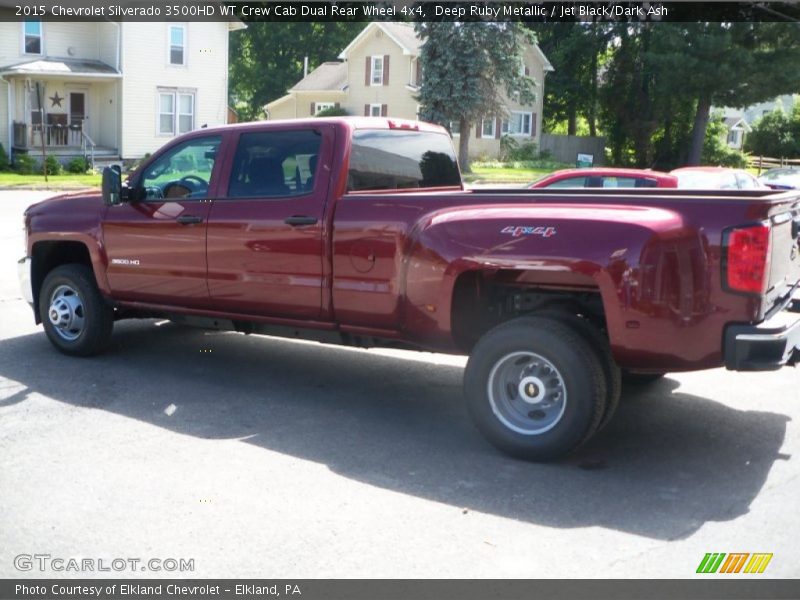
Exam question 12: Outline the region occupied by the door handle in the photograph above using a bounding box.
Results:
[284,215,318,226]
[177,215,203,225]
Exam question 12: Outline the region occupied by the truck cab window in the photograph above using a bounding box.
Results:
[140,136,221,200]
[348,130,460,192]
[227,130,322,198]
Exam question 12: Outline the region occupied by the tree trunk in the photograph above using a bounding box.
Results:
[458,118,471,173]
[567,107,577,136]
[687,96,711,166]
[588,26,598,137]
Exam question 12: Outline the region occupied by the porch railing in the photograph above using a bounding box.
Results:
[12,121,87,149]
[81,131,96,169]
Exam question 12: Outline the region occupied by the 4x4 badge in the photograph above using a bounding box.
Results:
[501,225,557,238]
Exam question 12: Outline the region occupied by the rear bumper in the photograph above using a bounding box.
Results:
[723,301,800,371]
[17,257,33,307]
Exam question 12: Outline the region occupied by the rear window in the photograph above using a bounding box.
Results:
[348,130,460,192]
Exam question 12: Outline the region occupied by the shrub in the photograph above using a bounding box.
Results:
[702,114,748,168]
[14,153,37,174]
[66,157,90,174]
[0,143,9,171]
[315,106,349,117]
[43,154,63,175]
[500,136,539,161]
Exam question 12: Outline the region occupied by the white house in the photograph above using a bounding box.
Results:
[267,22,552,159]
[0,19,244,164]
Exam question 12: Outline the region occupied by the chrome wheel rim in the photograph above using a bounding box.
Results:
[48,284,85,341]
[487,351,567,435]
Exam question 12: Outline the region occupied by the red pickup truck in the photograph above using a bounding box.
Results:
[18,118,800,460]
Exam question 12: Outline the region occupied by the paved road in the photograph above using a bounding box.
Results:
[0,191,798,578]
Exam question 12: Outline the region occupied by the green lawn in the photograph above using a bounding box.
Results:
[464,166,555,184]
[0,172,101,190]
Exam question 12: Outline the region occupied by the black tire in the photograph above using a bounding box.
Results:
[622,370,666,384]
[535,310,621,432]
[464,316,607,461]
[39,264,114,356]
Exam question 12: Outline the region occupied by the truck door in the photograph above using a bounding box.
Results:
[206,125,334,319]
[102,134,224,307]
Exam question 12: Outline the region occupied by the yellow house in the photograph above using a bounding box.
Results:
[266,22,553,159]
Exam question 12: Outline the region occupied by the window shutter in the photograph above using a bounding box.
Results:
[364,104,370,116]
[524,66,530,76]
[365,57,371,86]
[476,122,482,137]
[495,118,502,139]
[531,113,537,137]
[310,102,315,115]
[383,55,390,85]
[381,104,388,117]
[416,60,422,86]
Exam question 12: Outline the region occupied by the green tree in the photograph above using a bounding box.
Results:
[229,23,363,121]
[702,112,747,168]
[595,23,800,167]
[666,23,800,165]
[531,22,610,136]
[415,22,537,172]
[745,108,796,158]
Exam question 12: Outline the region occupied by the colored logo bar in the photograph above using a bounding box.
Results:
[696,553,773,574]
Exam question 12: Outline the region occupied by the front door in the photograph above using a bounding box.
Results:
[68,92,85,127]
[206,125,334,319]
[102,134,225,307]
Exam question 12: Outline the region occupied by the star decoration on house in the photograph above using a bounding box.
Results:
[49,92,64,108]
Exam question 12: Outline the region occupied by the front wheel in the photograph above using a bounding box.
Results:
[464,316,608,461]
[39,264,114,356]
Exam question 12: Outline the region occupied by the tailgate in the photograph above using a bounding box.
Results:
[766,192,800,312]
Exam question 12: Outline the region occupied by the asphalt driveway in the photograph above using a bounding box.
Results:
[1,191,798,578]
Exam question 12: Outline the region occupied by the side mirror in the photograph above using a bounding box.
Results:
[102,165,122,206]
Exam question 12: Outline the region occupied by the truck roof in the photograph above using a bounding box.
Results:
[195,117,449,136]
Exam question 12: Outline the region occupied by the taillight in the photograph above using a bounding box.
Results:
[723,223,771,294]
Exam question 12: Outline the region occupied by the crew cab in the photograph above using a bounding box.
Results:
[18,118,800,461]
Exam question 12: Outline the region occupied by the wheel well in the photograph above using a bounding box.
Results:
[451,270,606,352]
[31,241,93,321]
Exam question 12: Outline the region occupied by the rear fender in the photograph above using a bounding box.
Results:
[401,203,694,356]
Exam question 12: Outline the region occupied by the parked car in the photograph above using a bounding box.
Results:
[670,166,768,190]
[758,167,800,190]
[529,167,678,189]
[18,118,800,461]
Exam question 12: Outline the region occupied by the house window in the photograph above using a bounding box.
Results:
[501,111,533,136]
[369,104,383,117]
[370,56,384,86]
[449,121,460,136]
[23,21,42,55]
[158,90,195,135]
[169,25,186,65]
[481,118,496,139]
[314,102,335,115]
[178,93,195,133]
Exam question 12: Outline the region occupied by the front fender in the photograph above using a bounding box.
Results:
[26,193,110,305]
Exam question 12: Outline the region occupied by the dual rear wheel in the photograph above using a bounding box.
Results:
[464,315,620,461]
